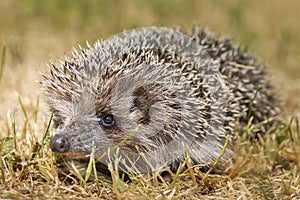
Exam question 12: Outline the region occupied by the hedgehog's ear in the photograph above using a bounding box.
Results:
[130,85,152,124]
[131,84,178,112]
[132,86,151,109]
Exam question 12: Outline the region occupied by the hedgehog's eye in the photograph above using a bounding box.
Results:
[100,114,116,128]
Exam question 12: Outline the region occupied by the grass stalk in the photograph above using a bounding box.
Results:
[0,46,6,82]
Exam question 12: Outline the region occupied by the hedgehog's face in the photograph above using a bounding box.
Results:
[47,61,184,167]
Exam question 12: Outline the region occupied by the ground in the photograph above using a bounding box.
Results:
[0,0,299,199]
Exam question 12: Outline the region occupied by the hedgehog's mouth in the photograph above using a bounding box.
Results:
[61,152,89,159]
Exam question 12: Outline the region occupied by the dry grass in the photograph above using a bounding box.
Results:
[0,0,299,199]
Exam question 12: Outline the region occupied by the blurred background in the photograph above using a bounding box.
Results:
[0,0,299,122]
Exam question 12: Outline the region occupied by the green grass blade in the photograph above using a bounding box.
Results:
[203,135,229,181]
[84,142,96,184]
[247,86,262,120]
[34,95,40,123]
[17,94,28,121]
[0,46,6,82]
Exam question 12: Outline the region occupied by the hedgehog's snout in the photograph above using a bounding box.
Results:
[50,135,70,153]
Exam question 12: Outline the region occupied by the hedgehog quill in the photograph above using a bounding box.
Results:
[42,27,280,173]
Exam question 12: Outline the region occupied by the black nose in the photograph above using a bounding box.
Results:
[50,135,70,153]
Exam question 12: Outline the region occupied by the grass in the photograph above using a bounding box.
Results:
[0,0,299,199]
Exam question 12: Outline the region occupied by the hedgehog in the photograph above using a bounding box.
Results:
[42,27,279,173]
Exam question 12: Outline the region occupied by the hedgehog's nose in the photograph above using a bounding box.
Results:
[50,135,70,153]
